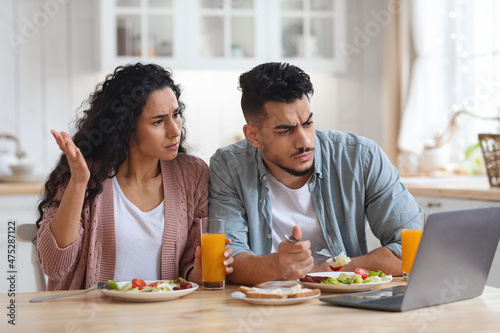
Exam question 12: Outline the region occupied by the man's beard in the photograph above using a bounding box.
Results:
[262,146,315,177]
[277,161,315,177]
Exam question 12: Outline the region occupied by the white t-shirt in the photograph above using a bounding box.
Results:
[268,173,331,264]
[112,176,164,281]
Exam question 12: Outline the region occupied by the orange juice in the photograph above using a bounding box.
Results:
[401,229,423,275]
[201,233,226,288]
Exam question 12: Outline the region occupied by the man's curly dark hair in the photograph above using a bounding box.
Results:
[238,62,314,124]
[36,63,187,227]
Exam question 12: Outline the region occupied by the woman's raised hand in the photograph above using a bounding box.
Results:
[51,130,90,184]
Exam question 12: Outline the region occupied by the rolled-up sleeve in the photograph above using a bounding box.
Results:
[37,186,85,281]
[363,143,422,259]
[209,152,255,258]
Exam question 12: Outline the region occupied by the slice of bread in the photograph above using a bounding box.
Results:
[238,283,320,299]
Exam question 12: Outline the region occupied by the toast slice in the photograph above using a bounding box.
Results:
[238,283,320,299]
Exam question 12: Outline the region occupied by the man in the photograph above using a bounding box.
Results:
[209,62,421,285]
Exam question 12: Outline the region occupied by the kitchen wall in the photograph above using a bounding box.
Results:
[0,0,388,176]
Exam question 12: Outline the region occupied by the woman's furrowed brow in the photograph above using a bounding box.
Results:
[151,114,168,119]
[150,107,180,119]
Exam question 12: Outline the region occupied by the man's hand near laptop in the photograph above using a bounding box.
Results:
[227,225,403,286]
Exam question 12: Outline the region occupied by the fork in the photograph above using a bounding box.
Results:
[284,234,331,258]
[29,282,108,303]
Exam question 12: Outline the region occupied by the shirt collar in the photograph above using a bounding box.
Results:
[313,132,323,179]
[257,152,268,183]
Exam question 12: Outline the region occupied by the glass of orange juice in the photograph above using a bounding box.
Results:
[401,212,425,282]
[201,217,226,290]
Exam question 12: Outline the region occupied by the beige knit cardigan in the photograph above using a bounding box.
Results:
[37,154,209,291]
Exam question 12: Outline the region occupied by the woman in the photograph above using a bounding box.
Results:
[36,63,233,290]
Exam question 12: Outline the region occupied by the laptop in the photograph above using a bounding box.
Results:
[320,206,500,312]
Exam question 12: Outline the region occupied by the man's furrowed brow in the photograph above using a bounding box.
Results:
[303,112,313,124]
[273,124,296,130]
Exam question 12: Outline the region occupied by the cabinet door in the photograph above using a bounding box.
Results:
[100,0,183,70]
[100,0,346,71]
[268,0,346,71]
[0,195,43,292]
[414,195,500,215]
[187,0,267,69]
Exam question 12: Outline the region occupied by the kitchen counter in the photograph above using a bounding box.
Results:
[2,177,499,200]
[2,177,498,200]
[0,182,44,195]
[402,176,500,202]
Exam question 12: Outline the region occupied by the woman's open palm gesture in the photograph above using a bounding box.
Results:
[51,130,90,184]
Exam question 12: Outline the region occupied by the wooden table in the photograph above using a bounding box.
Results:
[2,279,500,332]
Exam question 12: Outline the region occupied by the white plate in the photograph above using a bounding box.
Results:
[299,271,393,292]
[100,280,198,302]
[231,291,320,306]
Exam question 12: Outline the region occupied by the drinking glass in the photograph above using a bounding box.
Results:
[201,217,226,290]
[401,212,425,282]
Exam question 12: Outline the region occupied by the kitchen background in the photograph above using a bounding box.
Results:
[1,0,389,177]
[2,0,500,292]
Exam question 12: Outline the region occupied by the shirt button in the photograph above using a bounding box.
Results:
[262,175,267,181]
[259,199,262,203]
[267,234,272,239]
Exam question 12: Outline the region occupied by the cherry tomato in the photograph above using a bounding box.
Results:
[329,265,343,271]
[354,268,369,280]
[132,278,147,290]
[148,281,162,288]
[173,282,193,290]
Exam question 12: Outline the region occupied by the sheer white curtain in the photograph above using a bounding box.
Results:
[453,1,500,150]
[397,0,500,175]
[397,0,457,174]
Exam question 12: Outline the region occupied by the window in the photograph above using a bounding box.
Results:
[400,0,500,175]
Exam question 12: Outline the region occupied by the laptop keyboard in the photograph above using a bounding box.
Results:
[363,295,404,307]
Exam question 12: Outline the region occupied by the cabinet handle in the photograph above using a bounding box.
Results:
[426,202,442,208]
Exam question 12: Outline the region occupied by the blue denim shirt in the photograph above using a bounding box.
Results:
[209,130,421,260]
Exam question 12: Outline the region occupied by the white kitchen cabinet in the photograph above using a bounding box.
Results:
[414,195,500,214]
[0,194,44,293]
[415,195,500,288]
[99,0,346,71]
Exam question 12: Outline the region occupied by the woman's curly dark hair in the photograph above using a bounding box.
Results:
[36,63,187,227]
[238,62,314,124]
